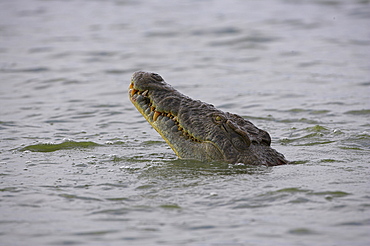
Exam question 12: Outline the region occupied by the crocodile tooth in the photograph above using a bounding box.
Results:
[142,90,149,97]
[130,89,138,96]
[153,111,161,121]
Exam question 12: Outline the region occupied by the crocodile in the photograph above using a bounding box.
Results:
[129,71,288,166]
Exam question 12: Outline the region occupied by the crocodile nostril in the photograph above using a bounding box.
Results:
[152,73,163,81]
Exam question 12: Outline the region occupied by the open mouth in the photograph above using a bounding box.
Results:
[129,83,202,143]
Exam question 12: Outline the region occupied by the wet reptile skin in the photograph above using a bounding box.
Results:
[129,71,288,166]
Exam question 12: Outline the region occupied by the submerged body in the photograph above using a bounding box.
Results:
[129,71,288,166]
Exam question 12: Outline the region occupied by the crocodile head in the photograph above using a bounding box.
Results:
[129,71,288,166]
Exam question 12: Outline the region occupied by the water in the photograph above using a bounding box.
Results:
[1,0,370,245]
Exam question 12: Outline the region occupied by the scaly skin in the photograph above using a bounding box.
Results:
[129,71,288,166]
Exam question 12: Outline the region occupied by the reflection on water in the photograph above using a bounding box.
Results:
[0,0,369,245]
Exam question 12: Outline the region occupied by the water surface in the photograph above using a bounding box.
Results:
[1,0,369,245]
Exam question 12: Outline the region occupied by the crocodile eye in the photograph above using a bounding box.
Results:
[213,115,224,124]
